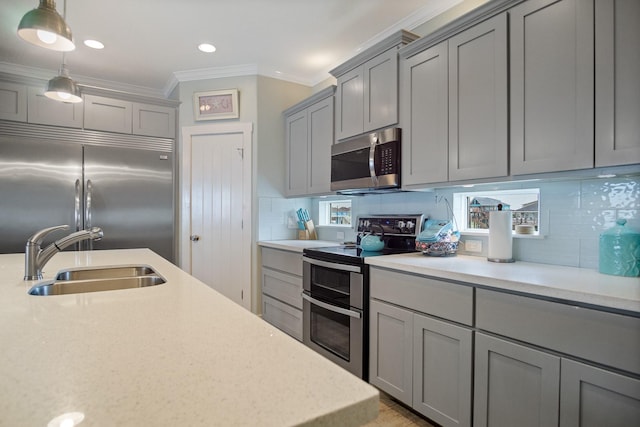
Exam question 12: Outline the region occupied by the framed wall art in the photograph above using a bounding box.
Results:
[193,89,239,121]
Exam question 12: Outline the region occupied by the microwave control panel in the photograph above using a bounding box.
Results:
[377,143,398,175]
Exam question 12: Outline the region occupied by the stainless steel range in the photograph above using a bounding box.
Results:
[302,214,424,380]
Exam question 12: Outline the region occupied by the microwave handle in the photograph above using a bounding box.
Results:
[369,138,379,186]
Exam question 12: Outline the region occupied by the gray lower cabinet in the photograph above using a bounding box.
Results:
[0,81,27,122]
[369,299,414,404]
[413,313,472,427]
[260,247,303,341]
[510,0,594,174]
[560,358,640,427]
[595,0,640,167]
[369,268,473,427]
[284,87,334,197]
[476,288,640,427]
[474,333,560,427]
[448,12,508,181]
[27,86,83,128]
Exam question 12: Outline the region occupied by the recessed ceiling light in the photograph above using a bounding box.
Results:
[84,39,104,49]
[198,43,216,53]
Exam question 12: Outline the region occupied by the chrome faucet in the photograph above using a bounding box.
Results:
[24,225,104,280]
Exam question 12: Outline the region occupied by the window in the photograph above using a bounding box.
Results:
[318,200,352,226]
[452,188,540,234]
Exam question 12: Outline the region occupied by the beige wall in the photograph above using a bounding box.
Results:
[411,0,493,36]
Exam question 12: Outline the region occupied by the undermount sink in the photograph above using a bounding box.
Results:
[28,265,166,296]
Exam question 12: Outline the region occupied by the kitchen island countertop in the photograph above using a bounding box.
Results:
[366,252,640,314]
[0,249,378,426]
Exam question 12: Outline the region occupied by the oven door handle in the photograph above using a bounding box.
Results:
[302,256,362,273]
[302,293,362,319]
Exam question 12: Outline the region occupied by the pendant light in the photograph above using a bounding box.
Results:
[45,53,82,103]
[18,0,75,52]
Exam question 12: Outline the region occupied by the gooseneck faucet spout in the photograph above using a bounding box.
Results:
[24,225,104,280]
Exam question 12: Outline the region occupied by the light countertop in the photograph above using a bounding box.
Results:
[258,239,343,252]
[0,249,378,426]
[366,253,640,314]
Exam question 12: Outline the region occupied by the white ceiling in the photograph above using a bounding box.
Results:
[0,0,461,97]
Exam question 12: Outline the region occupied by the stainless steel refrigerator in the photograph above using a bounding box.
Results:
[0,121,174,262]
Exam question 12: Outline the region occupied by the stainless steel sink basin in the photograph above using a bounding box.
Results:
[28,265,166,296]
[55,265,158,281]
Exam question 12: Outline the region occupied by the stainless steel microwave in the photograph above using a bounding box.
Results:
[330,127,401,194]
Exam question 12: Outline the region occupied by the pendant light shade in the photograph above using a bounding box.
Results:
[18,0,75,52]
[45,65,82,103]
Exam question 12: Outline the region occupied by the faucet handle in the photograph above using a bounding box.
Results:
[27,225,70,245]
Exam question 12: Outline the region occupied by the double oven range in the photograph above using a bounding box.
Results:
[302,214,424,380]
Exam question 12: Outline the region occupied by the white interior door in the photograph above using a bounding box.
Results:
[181,123,252,310]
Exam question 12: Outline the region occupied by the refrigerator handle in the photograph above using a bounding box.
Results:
[74,179,82,232]
[85,179,93,250]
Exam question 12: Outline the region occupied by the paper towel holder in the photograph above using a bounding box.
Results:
[488,204,515,263]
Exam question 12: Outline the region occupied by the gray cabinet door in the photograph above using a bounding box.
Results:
[307,96,333,195]
[401,41,448,186]
[364,48,398,133]
[84,94,133,134]
[132,103,176,138]
[413,313,472,427]
[0,81,26,122]
[27,87,83,128]
[510,0,594,174]
[262,294,303,341]
[448,12,508,181]
[285,109,308,196]
[595,0,640,167]
[474,333,560,427]
[369,299,413,405]
[560,358,640,427]
[335,65,364,141]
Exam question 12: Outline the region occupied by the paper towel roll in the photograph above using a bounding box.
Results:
[488,211,514,262]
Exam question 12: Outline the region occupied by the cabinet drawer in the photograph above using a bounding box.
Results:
[370,267,473,326]
[262,295,303,341]
[262,268,302,310]
[261,248,302,276]
[476,289,640,375]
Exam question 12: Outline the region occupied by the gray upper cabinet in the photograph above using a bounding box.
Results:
[474,333,561,427]
[284,86,334,197]
[364,48,399,133]
[27,86,83,128]
[84,94,133,134]
[84,94,175,138]
[401,41,449,186]
[335,49,398,140]
[595,0,640,167]
[449,12,508,181]
[332,30,419,142]
[334,65,364,141]
[0,81,27,122]
[510,0,594,175]
[132,102,176,138]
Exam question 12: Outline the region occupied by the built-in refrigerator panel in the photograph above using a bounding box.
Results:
[83,145,174,261]
[0,135,82,254]
[0,120,175,262]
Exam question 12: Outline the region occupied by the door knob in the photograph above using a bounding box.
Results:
[190,235,200,242]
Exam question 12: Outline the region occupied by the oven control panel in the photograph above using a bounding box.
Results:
[357,214,424,237]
